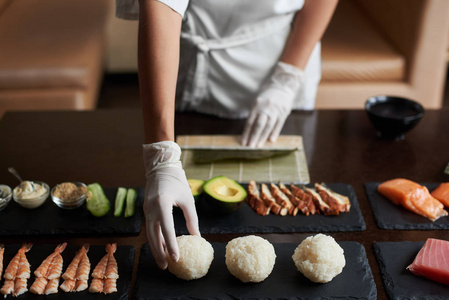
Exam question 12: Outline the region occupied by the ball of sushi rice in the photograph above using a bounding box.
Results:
[225,235,276,283]
[292,234,345,283]
[167,235,214,280]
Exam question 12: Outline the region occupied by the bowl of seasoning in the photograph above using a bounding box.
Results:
[51,182,87,209]
[13,181,50,209]
[0,185,12,211]
[365,95,424,140]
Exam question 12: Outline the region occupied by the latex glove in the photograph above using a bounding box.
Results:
[143,141,200,270]
[242,62,305,147]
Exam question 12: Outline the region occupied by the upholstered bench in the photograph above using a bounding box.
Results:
[0,0,111,117]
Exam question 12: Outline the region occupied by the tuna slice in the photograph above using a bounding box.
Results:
[407,238,449,286]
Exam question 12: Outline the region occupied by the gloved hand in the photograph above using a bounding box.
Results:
[242,62,305,147]
[143,141,200,270]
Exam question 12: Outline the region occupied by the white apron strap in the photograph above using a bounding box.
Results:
[180,14,294,107]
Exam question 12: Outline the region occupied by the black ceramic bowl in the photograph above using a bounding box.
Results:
[365,95,424,140]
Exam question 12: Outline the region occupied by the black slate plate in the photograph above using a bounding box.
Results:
[0,243,135,299]
[174,183,366,234]
[134,241,376,300]
[365,182,449,230]
[373,241,449,299]
[0,187,143,236]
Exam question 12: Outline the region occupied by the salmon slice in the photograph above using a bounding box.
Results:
[378,178,448,221]
[407,238,449,285]
[431,183,449,208]
[0,244,4,279]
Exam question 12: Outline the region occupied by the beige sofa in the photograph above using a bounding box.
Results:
[0,0,111,117]
[106,0,449,109]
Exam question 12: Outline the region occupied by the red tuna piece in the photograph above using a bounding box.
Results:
[407,238,449,285]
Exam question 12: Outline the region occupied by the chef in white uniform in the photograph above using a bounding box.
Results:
[116,0,338,269]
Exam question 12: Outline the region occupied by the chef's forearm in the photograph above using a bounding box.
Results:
[138,0,182,144]
[280,0,338,69]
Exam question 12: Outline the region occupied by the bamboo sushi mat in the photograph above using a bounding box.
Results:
[177,135,310,184]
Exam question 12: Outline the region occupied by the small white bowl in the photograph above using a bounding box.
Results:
[51,182,87,209]
[13,181,49,209]
[0,185,12,211]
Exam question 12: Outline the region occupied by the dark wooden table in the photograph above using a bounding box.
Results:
[0,108,448,299]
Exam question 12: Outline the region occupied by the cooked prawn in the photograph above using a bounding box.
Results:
[89,243,118,294]
[30,243,66,295]
[13,277,28,297]
[59,279,75,293]
[0,244,4,278]
[88,278,104,293]
[75,279,88,292]
[44,278,59,295]
[34,243,66,278]
[0,280,14,295]
[3,244,32,280]
[30,277,48,295]
[103,278,117,294]
[62,244,89,281]
[105,243,118,279]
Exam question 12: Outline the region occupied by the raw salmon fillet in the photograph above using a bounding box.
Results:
[407,238,449,285]
[378,178,448,221]
[431,182,449,208]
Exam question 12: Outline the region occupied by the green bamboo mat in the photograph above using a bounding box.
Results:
[177,135,310,184]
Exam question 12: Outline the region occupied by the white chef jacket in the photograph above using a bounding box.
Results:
[116,0,321,118]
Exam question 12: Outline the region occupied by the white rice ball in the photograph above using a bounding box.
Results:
[167,235,214,280]
[225,235,276,283]
[292,234,345,283]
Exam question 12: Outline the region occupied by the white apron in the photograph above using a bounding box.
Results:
[116,0,321,117]
[177,0,321,118]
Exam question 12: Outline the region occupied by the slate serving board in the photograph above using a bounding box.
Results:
[134,241,376,300]
[0,243,135,300]
[373,241,449,300]
[174,183,366,234]
[0,187,144,236]
[365,182,449,230]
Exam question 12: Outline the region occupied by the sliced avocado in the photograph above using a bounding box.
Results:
[202,176,247,213]
[187,179,205,201]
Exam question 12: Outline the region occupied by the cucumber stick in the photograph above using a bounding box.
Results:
[124,188,137,218]
[86,183,110,217]
[114,187,127,217]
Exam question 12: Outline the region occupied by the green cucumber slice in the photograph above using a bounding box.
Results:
[86,183,110,217]
[114,187,127,217]
[124,188,137,218]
